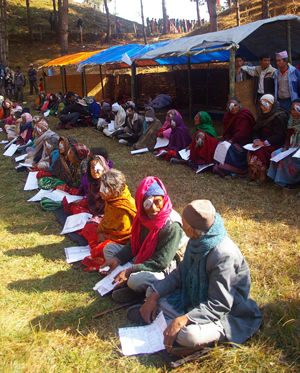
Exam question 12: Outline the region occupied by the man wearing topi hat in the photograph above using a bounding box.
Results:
[274,50,300,113]
[127,200,262,355]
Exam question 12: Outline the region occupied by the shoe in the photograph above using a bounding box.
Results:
[119,139,128,145]
[112,286,145,304]
[65,122,75,130]
[126,304,147,325]
[56,123,65,130]
[170,158,179,165]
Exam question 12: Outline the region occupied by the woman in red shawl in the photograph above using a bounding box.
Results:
[213,97,255,179]
[99,176,188,304]
[170,131,219,172]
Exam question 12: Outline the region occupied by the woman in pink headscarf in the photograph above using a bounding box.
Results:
[99,176,188,304]
[156,109,182,140]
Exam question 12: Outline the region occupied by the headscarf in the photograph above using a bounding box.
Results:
[21,112,32,124]
[167,213,227,313]
[253,98,288,132]
[162,109,181,130]
[70,143,90,162]
[190,130,219,164]
[131,177,173,265]
[287,98,300,148]
[70,143,90,186]
[168,115,192,151]
[195,111,217,139]
[223,102,255,140]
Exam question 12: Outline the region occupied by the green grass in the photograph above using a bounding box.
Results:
[0,96,300,371]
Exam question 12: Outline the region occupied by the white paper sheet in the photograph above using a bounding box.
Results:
[292,148,300,158]
[131,148,149,155]
[65,194,84,203]
[64,245,91,264]
[15,154,28,162]
[94,262,132,296]
[0,128,2,132]
[243,143,263,151]
[18,162,33,168]
[108,120,115,132]
[47,189,69,202]
[43,110,50,117]
[196,163,214,173]
[60,212,92,235]
[118,312,167,356]
[155,149,168,157]
[178,148,190,161]
[27,189,53,202]
[154,137,169,149]
[4,137,17,150]
[213,141,231,164]
[23,171,39,191]
[270,148,297,163]
[0,140,9,144]
[3,144,20,157]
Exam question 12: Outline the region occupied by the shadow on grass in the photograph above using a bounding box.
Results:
[7,266,101,293]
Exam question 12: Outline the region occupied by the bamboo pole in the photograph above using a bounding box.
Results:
[99,65,104,100]
[42,67,46,93]
[172,65,178,99]
[60,66,64,95]
[229,47,236,98]
[83,66,87,97]
[286,20,292,64]
[131,62,135,102]
[187,56,193,119]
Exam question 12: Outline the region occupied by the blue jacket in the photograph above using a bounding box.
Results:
[89,101,101,120]
[274,65,300,101]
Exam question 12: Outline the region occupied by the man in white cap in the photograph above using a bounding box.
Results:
[274,50,300,112]
[103,102,126,137]
[127,200,262,356]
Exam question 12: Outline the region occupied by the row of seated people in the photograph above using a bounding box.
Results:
[2,130,262,355]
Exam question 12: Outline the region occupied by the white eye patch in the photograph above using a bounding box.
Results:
[171,120,176,126]
[45,142,52,149]
[59,143,64,150]
[36,127,42,134]
[295,105,300,113]
[229,103,235,110]
[145,117,154,122]
[261,101,270,109]
[100,183,108,195]
[93,163,104,173]
[143,196,154,210]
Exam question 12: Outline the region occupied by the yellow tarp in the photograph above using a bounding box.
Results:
[42,50,104,67]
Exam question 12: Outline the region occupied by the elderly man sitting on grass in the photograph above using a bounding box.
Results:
[127,200,262,356]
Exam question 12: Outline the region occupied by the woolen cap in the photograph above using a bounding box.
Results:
[260,94,274,105]
[145,106,155,119]
[102,102,111,111]
[182,200,216,231]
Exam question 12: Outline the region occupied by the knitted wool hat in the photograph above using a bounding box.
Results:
[112,102,121,112]
[260,94,275,105]
[102,102,111,111]
[182,200,216,232]
[275,50,288,59]
[145,106,155,119]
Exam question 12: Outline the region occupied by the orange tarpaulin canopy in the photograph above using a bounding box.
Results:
[42,50,104,67]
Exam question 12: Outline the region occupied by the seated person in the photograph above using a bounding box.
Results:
[98,102,114,129]
[213,97,255,179]
[131,107,162,151]
[157,109,182,140]
[268,99,300,189]
[127,200,262,356]
[103,102,126,137]
[67,143,90,186]
[247,94,288,185]
[100,176,188,303]
[158,115,192,162]
[2,98,13,119]
[16,112,33,146]
[118,104,144,146]
[170,131,219,171]
[82,169,137,270]
[58,99,91,130]
[45,136,59,172]
[45,93,58,115]
[84,96,100,126]
[194,111,217,138]
[4,109,21,141]
[26,119,58,170]
[34,91,46,111]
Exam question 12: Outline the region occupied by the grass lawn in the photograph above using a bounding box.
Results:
[0,96,300,372]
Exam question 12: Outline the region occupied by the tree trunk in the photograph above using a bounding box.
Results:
[207,0,218,32]
[228,0,232,6]
[61,0,68,56]
[140,0,147,44]
[236,0,240,26]
[162,0,167,35]
[57,0,62,44]
[52,0,57,31]
[0,0,8,67]
[196,1,201,26]
[103,0,111,43]
[26,0,34,42]
[262,0,269,19]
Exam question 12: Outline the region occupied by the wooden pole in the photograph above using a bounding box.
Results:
[229,47,236,98]
[83,66,87,97]
[286,20,292,64]
[187,56,193,119]
[99,65,104,99]
[63,66,67,93]
[236,0,240,26]
[60,66,64,95]
[172,65,178,99]
[42,67,46,93]
[131,62,135,102]
[140,0,147,44]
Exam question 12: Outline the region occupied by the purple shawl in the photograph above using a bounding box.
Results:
[168,115,192,151]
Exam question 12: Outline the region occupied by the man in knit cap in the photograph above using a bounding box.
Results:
[274,50,300,112]
[127,200,262,356]
[118,103,144,146]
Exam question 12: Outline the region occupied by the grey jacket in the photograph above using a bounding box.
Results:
[14,71,24,86]
[153,235,262,345]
